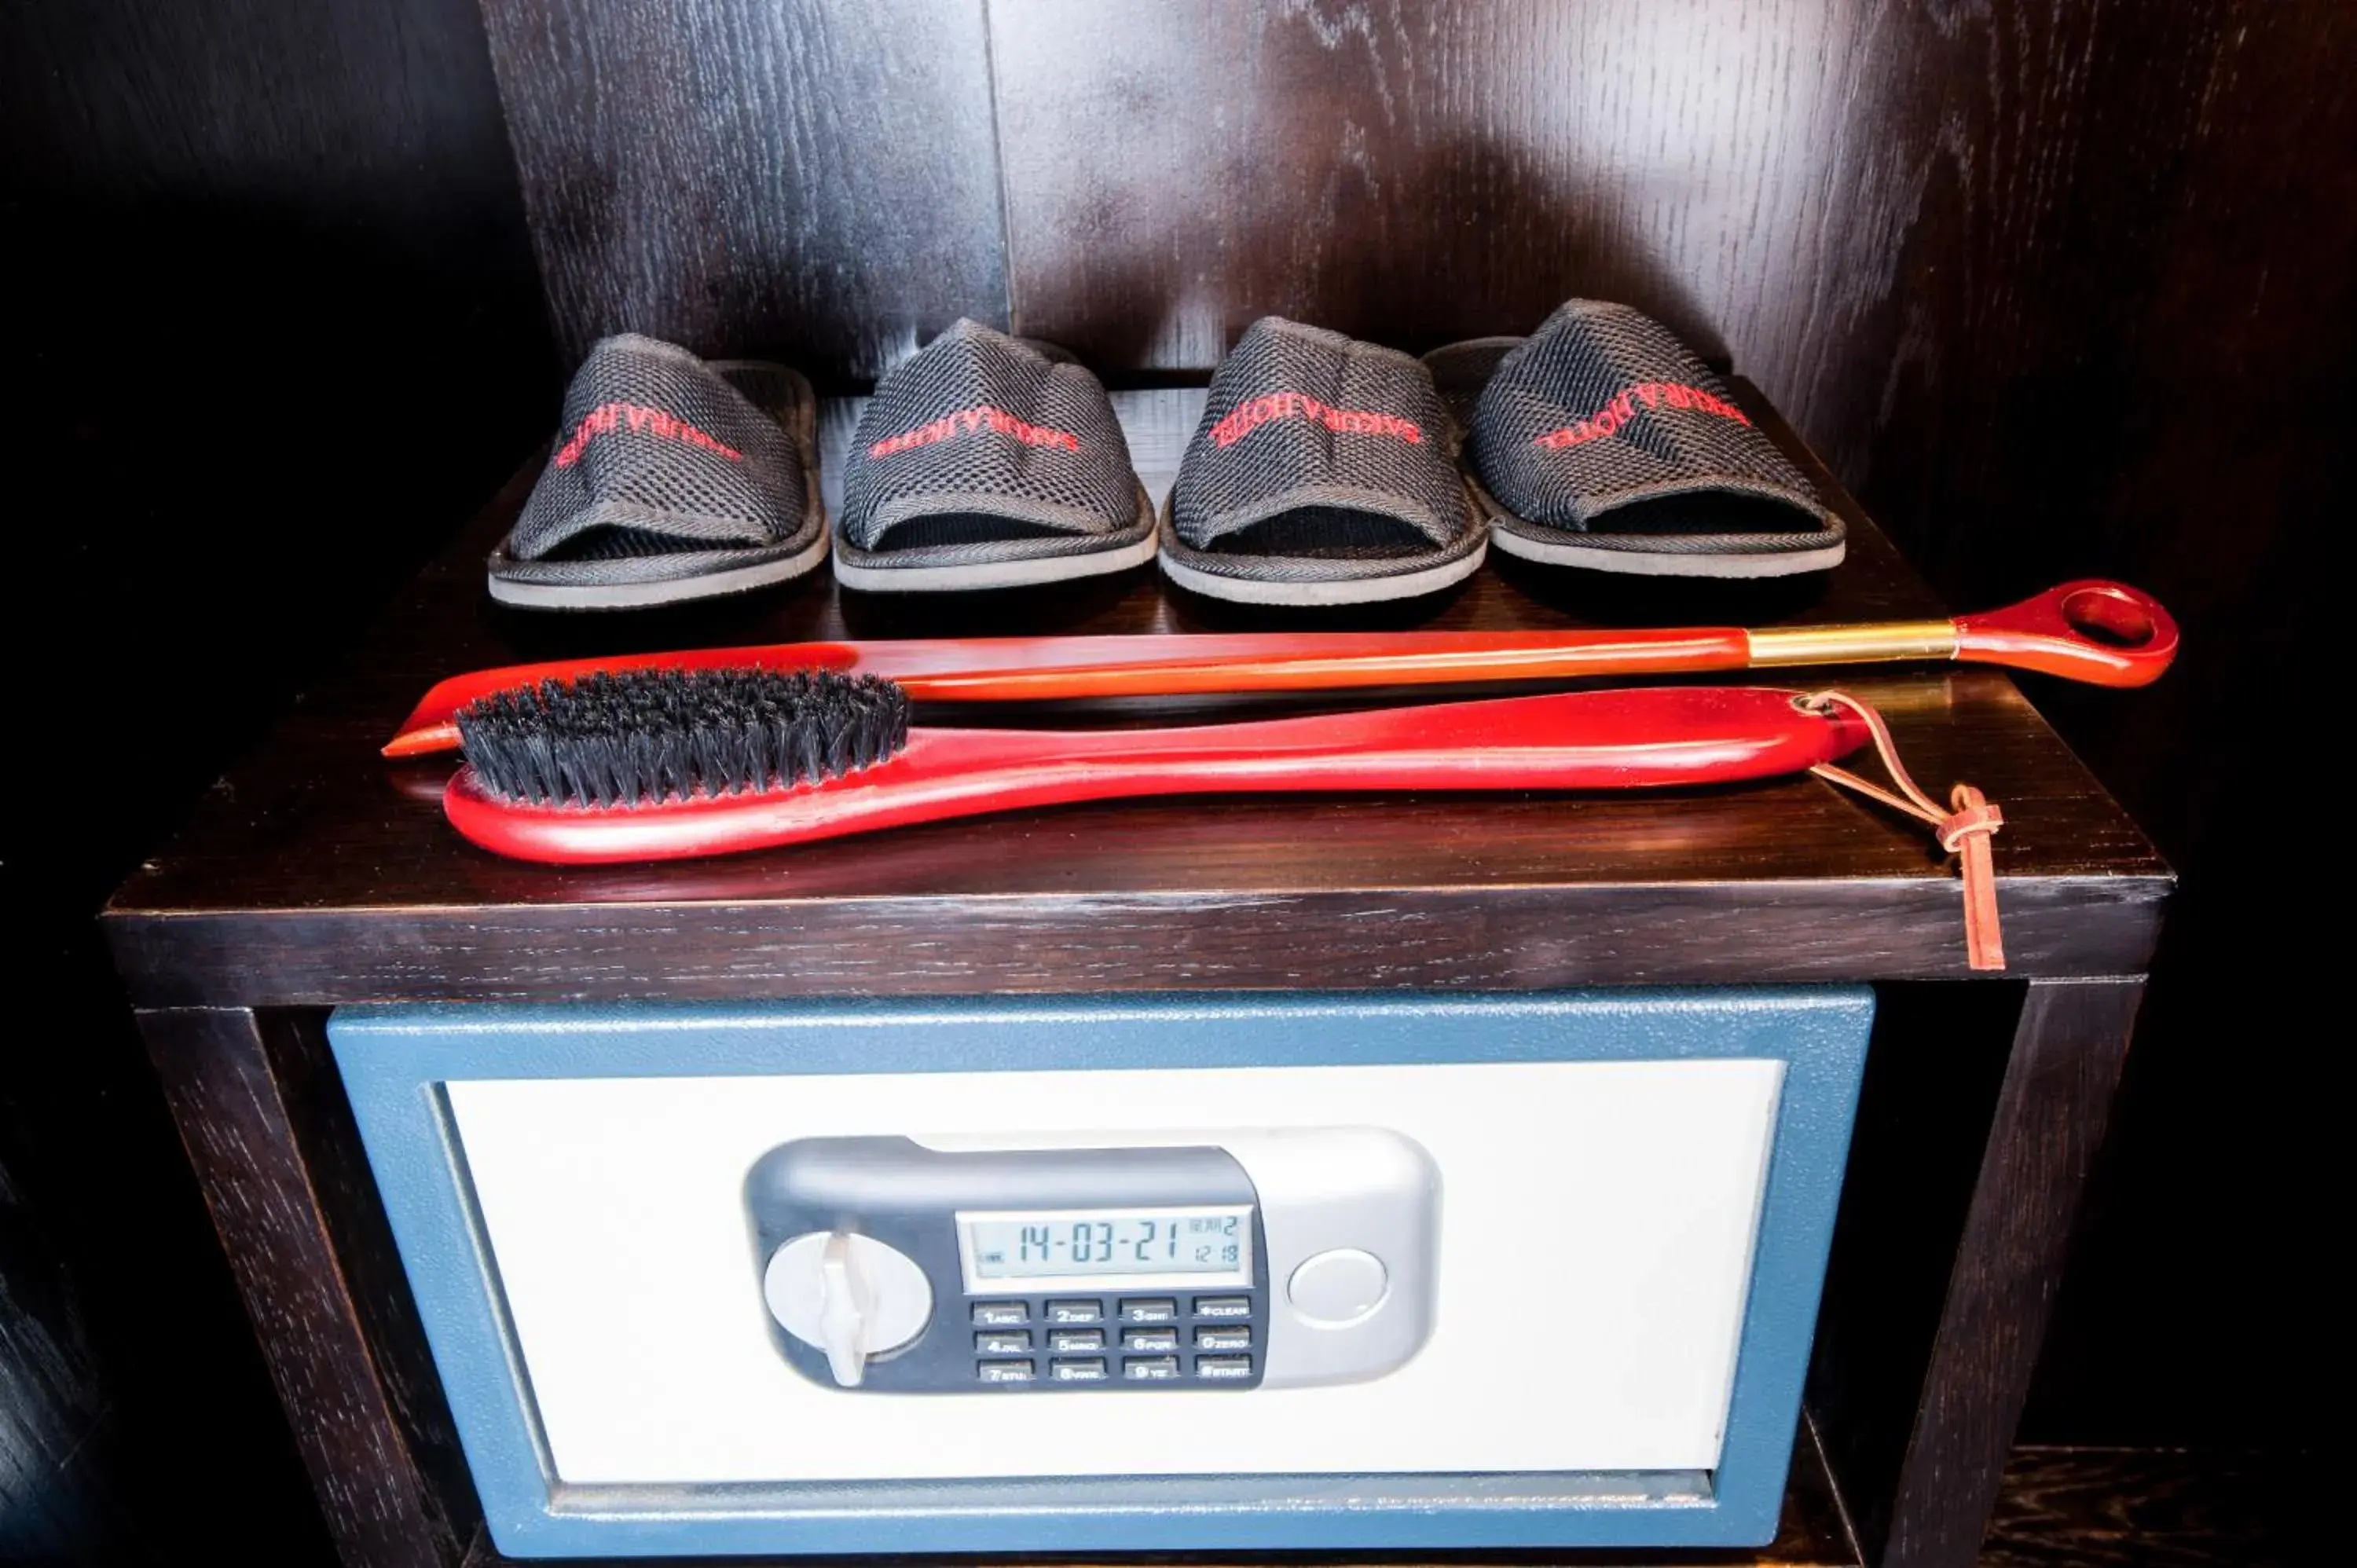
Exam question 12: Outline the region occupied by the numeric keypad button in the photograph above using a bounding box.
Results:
[1119,1297,1178,1324]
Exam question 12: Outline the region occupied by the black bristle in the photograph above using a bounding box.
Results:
[455,669,914,807]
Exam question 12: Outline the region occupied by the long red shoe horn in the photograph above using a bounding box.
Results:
[444,685,1872,865]
[389,579,2176,758]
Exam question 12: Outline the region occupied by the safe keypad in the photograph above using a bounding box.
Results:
[966,1295,1259,1388]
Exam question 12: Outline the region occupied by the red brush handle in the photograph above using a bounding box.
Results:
[444,686,1870,864]
[386,579,2178,757]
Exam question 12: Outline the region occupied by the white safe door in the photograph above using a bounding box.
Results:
[446,1057,1783,1485]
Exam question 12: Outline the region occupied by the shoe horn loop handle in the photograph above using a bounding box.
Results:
[1747,579,2179,688]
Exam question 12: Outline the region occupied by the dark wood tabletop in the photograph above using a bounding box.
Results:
[103,384,2168,1008]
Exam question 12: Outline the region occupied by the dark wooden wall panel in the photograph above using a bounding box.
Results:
[988,0,1856,371]
[479,0,1010,376]
[3,0,548,1555]
[1856,3,2354,1453]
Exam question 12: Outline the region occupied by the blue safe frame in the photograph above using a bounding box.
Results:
[329,987,1872,1558]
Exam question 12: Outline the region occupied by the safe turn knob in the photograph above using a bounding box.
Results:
[763,1231,934,1387]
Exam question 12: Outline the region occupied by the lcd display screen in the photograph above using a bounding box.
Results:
[958,1207,1253,1286]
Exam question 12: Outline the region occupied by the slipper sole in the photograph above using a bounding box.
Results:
[1486,521,1845,578]
[1157,511,1488,606]
[833,526,1159,593]
[1157,539,1487,605]
[488,525,832,609]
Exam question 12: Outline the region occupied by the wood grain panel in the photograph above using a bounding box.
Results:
[261,1010,481,1567]
[1764,0,2352,1461]
[1879,979,2146,1568]
[988,0,1867,371]
[138,1008,470,1568]
[108,874,2166,1009]
[1980,1445,2319,1568]
[5,0,545,1557]
[478,0,1010,375]
[1805,984,2025,1568]
[0,1140,126,1557]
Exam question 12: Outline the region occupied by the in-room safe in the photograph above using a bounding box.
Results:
[330,987,1871,1557]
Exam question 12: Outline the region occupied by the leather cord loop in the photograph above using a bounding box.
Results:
[1802,690,2007,971]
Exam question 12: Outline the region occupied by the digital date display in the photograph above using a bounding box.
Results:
[957,1206,1253,1286]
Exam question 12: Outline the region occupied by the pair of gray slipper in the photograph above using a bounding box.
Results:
[489,306,1842,610]
[489,324,1155,609]
[1162,306,1845,606]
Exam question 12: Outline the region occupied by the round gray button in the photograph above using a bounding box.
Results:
[1286,1247,1390,1324]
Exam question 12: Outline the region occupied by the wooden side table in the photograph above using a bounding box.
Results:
[103,384,2167,1568]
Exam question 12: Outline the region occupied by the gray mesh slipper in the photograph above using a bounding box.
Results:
[1160,318,1486,606]
[834,321,1156,592]
[488,335,827,610]
[1427,301,1844,578]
